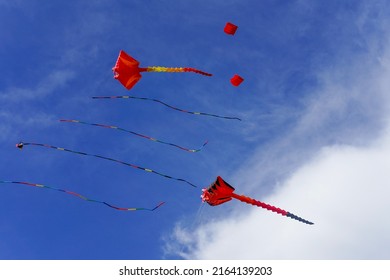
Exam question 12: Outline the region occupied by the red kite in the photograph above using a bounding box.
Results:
[202,176,314,225]
[224,22,238,35]
[230,74,244,86]
[113,50,212,90]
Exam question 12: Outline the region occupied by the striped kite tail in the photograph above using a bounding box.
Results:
[15,142,198,188]
[231,193,314,225]
[145,66,212,76]
[183,67,213,76]
[0,180,165,212]
[285,212,314,225]
[91,95,241,121]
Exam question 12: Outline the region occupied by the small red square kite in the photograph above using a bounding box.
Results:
[224,22,238,35]
[230,74,244,86]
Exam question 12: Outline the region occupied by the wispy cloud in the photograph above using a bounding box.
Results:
[0,70,75,102]
[0,70,75,142]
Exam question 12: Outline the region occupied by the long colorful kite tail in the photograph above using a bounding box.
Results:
[59,119,208,153]
[231,193,314,225]
[0,180,165,211]
[142,66,212,77]
[16,142,198,188]
[91,95,242,121]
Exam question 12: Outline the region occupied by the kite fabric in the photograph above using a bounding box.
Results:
[201,176,314,225]
[113,50,212,90]
[16,142,198,188]
[224,22,238,35]
[60,119,208,153]
[92,95,242,121]
[0,180,164,211]
[230,74,244,86]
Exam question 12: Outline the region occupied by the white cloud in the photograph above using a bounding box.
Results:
[165,121,390,259]
[164,6,390,259]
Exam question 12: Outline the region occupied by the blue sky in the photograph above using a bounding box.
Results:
[1,0,390,260]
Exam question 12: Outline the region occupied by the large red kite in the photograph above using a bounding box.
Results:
[202,176,314,225]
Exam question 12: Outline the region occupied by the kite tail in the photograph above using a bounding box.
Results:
[59,119,208,153]
[91,95,242,121]
[285,212,313,225]
[183,67,213,76]
[0,180,165,211]
[16,142,198,188]
[231,193,313,225]
[145,66,212,76]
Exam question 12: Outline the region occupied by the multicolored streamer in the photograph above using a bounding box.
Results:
[16,142,198,188]
[92,95,242,121]
[59,119,208,153]
[144,66,212,76]
[0,180,165,211]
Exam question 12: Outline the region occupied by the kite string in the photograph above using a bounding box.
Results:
[16,142,198,188]
[178,201,205,257]
[0,180,165,211]
[192,200,206,228]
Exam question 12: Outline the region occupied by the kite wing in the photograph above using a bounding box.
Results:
[202,176,314,225]
[201,176,235,206]
[112,50,143,90]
